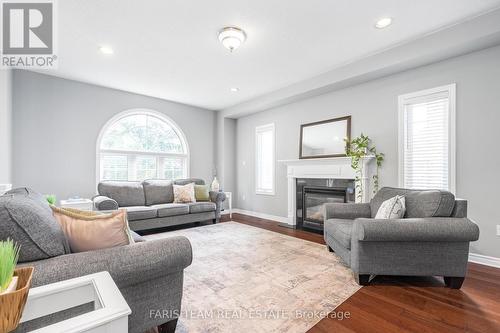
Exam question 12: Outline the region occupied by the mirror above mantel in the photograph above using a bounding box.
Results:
[299,116,351,159]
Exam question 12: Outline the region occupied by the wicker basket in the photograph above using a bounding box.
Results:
[0,267,34,333]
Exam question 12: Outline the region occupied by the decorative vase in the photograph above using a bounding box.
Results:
[0,267,34,333]
[211,177,220,192]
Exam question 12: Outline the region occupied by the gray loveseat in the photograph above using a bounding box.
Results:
[1,188,192,333]
[93,178,226,232]
[323,187,480,289]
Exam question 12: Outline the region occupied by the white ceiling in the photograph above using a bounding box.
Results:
[44,0,500,110]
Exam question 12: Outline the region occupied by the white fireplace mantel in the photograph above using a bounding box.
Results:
[279,156,375,226]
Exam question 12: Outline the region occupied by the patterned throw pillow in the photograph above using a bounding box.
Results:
[375,195,406,219]
[173,183,196,203]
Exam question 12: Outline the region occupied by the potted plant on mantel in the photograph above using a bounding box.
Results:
[0,239,33,333]
[345,134,384,202]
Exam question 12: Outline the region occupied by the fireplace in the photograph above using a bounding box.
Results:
[296,178,355,232]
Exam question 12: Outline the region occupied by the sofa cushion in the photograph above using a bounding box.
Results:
[188,202,216,214]
[151,203,189,217]
[174,178,205,186]
[142,179,174,206]
[124,206,157,221]
[0,188,70,262]
[324,219,353,250]
[98,181,145,207]
[371,187,455,218]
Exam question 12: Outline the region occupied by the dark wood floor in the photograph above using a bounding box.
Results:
[222,213,500,333]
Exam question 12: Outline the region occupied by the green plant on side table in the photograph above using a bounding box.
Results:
[345,133,384,201]
[0,239,34,332]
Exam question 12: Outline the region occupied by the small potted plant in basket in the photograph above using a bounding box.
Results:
[0,239,33,333]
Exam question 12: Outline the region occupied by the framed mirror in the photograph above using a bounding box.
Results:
[299,116,351,159]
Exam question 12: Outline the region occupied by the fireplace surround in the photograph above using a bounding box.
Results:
[279,157,376,228]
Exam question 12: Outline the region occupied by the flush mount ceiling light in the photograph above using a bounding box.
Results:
[218,26,246,52]
[99,46,114,55]
[375,17,393,29]
[230,87,240,92]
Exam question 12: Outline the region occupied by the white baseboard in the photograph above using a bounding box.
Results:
[228,208,290,224]
[469,253,500,268]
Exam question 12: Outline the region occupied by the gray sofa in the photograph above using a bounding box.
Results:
[93,178,226,231]
[1,188,192,333]
[323,187,480,289]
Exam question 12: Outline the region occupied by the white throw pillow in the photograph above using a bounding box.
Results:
[173,183,196,203]
[375,195,406,219]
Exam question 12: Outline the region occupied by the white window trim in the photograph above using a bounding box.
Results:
[398,83,456,193]
[96,109,190,186]
[255,123,276,196]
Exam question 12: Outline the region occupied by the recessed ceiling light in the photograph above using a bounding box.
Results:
[375,17,393,29]
[230,87,240,92]
[218,27,246,52]
[99,46,114,55]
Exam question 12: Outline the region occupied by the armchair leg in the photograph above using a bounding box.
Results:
[444,276,465,289]
[355,274,371,286]
[158,318,178,333]
[326,245,334,252]
[212,218,217,224]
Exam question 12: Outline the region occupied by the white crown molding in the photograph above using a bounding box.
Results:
[221,8,500,118]
[469,253,500,268]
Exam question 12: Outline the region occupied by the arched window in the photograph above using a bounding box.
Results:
[97,110,189,182]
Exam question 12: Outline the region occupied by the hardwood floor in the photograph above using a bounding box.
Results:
[222,213,500,333]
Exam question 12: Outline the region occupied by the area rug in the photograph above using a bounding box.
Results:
[145,222,360,333]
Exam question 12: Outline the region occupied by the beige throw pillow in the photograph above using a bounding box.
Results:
[173,183,196,203]
[375,195,406,219]
[51,206,134,253]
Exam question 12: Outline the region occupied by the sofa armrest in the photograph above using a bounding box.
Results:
[21,236,193,288]
[323,203,371,221]
[92,195,119,211]
[209,191,226,219]
[353,217,480,242]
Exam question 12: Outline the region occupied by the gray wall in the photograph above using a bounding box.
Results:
[236,45,500,258]
[215,113,237,209]
[12,70,216,201]
[0,70,12,184]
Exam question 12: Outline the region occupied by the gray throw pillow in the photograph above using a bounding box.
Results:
[0,188,70,262]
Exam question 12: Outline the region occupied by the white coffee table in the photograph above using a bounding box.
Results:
[20,271,131,333]
[60,198,94,211]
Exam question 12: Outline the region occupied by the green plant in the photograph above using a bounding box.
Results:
[345,134,384,201]
[45,194,56,205]
[0,238,20,292]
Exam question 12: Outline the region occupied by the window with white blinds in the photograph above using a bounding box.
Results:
[255,123,275,195]
[398,84,456,192]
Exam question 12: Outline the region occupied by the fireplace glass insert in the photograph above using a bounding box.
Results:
[296,178,355,232]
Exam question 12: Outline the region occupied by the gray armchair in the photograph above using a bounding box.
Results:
[323,187,479,289]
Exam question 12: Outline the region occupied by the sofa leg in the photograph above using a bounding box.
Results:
[355,274,371,286]
[326,245,334,252]
[158,318,178,333]
[444,276,465,289]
